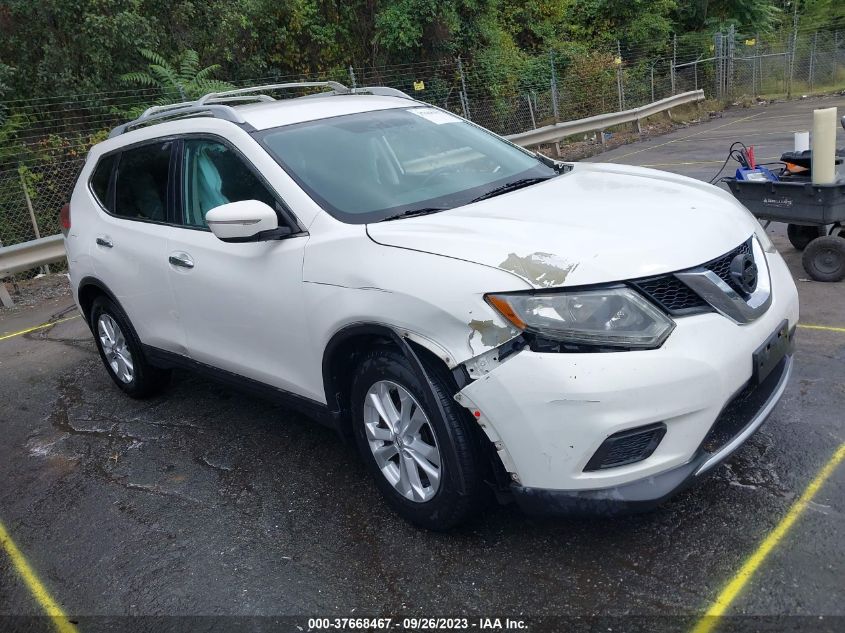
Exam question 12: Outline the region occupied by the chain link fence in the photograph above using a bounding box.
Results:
[1,26,844,268]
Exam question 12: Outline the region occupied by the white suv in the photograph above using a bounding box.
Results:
[64,82,798,529]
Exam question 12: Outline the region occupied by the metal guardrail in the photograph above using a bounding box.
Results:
[0,234,66,307]
[0,234,65,277]
[506,89,706,148]
[0,233,65,274]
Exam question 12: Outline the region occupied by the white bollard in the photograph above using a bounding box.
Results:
[811,107,837,184]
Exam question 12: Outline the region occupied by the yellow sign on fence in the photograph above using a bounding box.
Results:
[413,80,425,91]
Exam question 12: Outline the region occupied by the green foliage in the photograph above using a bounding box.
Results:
[674,0,784,33]
[120,49,234,103]
[0,114,27,167]
[0,0,823,104]
[562,0,677,55]
[0,0,833,249]
[799,0,845,30]
[0,63,14,99]
[375,0,462,60]
[0,0,158,98]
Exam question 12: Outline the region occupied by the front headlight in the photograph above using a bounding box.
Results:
[486,287,675,349]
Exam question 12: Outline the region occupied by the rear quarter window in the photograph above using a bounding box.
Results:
[90,154,115,210]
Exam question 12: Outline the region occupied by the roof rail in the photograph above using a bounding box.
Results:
[108,80,414,137]
[354,86,412,99]
[197,81,350,104]
[108,104,248,138]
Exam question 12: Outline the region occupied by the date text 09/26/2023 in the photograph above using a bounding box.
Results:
[307,617,528,630]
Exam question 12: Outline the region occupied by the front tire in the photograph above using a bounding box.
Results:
[350,347,485,530]
[90,296,170,398]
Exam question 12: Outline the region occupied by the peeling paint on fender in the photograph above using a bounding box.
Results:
[468,319,517,348]
[498,252,578,287]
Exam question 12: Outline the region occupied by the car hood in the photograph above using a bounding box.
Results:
[366,162,760,288]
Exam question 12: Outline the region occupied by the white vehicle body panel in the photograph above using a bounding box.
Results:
[301,212,528,381]
[368,162,765,288]
[165,228,315,398]
[66,156,185,351]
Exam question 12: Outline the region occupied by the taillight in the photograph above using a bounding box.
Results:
[60,203,71,235]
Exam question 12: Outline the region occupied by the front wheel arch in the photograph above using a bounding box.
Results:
[322,324,474,496]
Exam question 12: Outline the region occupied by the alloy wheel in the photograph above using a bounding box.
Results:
[363,380,442,502]
[97,313,134,383]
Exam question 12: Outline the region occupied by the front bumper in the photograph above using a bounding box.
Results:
[511,353,793,515]
[455,250,799,510]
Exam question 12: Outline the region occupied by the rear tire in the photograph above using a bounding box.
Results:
[802,236,845,282]
[90,296,171,398]
[787,224,820,250]
[350,347,485,530]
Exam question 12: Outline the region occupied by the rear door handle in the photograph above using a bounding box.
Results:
[96,237,113,248]
[168,253,194,269]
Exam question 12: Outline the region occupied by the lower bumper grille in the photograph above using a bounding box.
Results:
[584,422,667,471]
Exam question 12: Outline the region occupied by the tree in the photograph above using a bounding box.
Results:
[798,0,845,30]
[561,0,678,56]
[120,49,234,103]
[674,0,784,32]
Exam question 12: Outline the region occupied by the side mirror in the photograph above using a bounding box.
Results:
[206,200,292,243]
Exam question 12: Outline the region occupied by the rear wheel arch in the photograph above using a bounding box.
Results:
[89,293,171,398]
[77,277,123,326]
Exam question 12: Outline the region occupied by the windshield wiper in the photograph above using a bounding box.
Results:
[535,152,570,173]
[469,177,552,203]
[381,207,451,222]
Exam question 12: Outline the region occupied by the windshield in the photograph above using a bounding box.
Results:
[256,106,557,223]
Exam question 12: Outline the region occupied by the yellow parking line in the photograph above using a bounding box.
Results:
[797,323,845,334]
[691,443,845,633]
[0,315,80,342]
[0,520,78,633]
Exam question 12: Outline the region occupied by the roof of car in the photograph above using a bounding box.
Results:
[233,94,415,130]
[106,83,422,140]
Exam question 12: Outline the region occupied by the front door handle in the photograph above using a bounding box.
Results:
[168,253,195,269]
[96,237,113,248]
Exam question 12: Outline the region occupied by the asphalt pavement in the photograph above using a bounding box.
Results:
[1,95,843,632]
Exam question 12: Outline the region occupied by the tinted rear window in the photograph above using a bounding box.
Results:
[90,154,115,210]
[113,142,172,222]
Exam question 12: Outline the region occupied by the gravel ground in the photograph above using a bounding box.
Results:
[1,273,70,311]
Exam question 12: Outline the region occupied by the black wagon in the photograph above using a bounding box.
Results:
[726,172,845,283]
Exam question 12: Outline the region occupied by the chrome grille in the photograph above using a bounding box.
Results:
[703,239,752,294]
[632,238,755,316]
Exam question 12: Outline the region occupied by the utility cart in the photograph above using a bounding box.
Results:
[710,116,845,281]
[724,141,845,282]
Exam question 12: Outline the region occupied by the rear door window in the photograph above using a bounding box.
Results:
[113,141,173,222]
